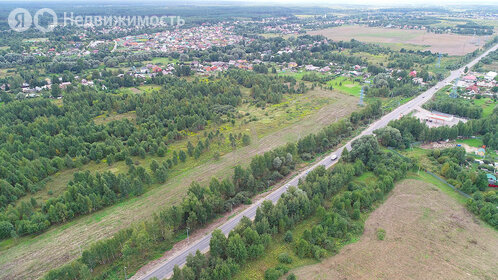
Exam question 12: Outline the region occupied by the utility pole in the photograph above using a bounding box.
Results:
[187,227,190,243]
[450,77,459,99]
[359,86,364,106]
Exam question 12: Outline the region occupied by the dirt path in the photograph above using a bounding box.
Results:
[0,93,357,280]
[293,178,498,280]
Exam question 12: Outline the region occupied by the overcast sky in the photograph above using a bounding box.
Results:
[1,0,497,5]
[226,0,497,4]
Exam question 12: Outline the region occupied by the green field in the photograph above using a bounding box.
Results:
[456,138,484,148]
[145,57,179,65]
[473,98,497,118]
[278,70,363,98]
[327,76,363,96]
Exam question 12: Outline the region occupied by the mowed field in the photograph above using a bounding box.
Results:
[308,25,489,55]
[292,177,498,280]
[0,90,358,279]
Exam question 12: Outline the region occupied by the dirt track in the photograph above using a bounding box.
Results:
[293,178,498,280]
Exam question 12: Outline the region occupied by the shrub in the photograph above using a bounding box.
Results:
[265,268,284,280]
[0,221,14,239]
[300,153,313,161]
[376,228,386,240]
[283,230,293,243]
[278,253,293,264]
[287,273,297,280]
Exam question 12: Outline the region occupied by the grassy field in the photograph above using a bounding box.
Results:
[308,25,488,55]
[22,37,49,43]
[376,42,428,52]
[347,51,390,66]
[456,138,484,148]
[0,68,16,78]
[429,19,469,29]
[279,72,363,97]
[0,89,360,279]
[259,33,296,40]
[480,60,498,72]
[292,177,498,280]
[473,98,497,118]
[143,57,179,65]
[327,76,363,96]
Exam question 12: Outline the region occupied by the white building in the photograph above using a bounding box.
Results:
[485,71,497,81]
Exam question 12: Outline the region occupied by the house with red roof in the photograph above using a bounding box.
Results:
[465,84,479,93]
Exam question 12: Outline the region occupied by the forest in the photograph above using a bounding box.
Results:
[423,94,483,119]
[0,71,304,240]
[42,100,384,279]
[384,107,498,150]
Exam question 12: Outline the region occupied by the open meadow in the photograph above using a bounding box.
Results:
[308,25,489,55]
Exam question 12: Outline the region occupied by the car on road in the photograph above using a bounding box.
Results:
[331,154,337,161]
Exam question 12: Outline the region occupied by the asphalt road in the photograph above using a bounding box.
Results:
[139,43,498,280]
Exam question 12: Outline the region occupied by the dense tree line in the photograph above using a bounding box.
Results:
[423,94,482,119]
[224,69,306,104]
[0,77,236,206]
[2,74,295,238]
[366,71,431,98]
[386,106,497,150]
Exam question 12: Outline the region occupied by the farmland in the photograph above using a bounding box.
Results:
[292,177,498,280]
[308,25,489,55]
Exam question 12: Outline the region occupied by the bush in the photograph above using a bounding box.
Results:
[0,221,14,239]
[287,273,297,280]
[300,153,312,161]
[278,253,293,264]
[376,228,386,240]
[283,230,293,243]
[265,268,284,280]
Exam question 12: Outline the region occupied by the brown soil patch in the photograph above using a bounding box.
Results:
[309,25,490,56]
[293,179,498,280]
[420,141,478,154]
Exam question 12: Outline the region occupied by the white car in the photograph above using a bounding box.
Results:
[331,154,337,161]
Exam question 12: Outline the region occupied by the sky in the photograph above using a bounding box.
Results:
[1,0,497,4]
[224,0,498,4]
